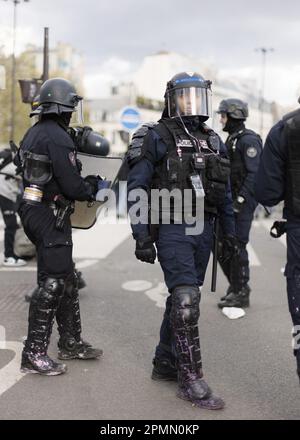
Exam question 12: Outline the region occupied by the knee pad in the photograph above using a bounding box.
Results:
[171,285,200,327]
[64,271,79,297]
[32,277,65,308]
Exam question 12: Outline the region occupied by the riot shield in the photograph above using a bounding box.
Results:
[71,154,123,229]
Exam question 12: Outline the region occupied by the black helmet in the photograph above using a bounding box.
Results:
[217,98,248,120]
[38,77,83,115]
[165,72,212,119]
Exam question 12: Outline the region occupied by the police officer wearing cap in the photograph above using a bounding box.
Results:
[127,72,237,410]
[255,97,300,383]
[17,78,103,376]
[217,99,262,308]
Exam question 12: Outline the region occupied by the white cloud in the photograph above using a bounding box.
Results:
[0,25,40,56]
[84,56,134,98]
[219,65,300,107]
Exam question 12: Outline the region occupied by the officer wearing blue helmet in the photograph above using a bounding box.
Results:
[255,97,300,383]
[127,72,237,410]
[217,99,262,308]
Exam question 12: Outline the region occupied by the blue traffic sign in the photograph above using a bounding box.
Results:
[120,107,141,131]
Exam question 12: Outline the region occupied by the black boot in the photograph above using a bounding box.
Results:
[56,273,103,360]
[21,278,67,376]
[218,284,251,309]
[151,357,177,381]
[171,286,225,410]
[220,285,233,301]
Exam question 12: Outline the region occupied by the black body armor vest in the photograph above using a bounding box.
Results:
[151,119,230,215]
[283,109,300,217]
[226,128,258,199]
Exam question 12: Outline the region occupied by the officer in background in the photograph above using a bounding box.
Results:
[17,78,102,376]
[127,72,237,410]
[255,98,300,383]
[217,99,262,308]
[0,148,26,266]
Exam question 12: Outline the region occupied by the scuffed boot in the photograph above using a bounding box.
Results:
[21,351,67,375]
[218,284,251,309]
[21,277,66,376]
[58,337,103,360]
[220,285,233,301]
[171,285,225,410]
[151,357,177,381]
[177,376,225,410]
[56,273,103,360]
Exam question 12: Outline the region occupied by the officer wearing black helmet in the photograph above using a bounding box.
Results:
[217,99,262,308]
[17,77,103,376]
[255,97,300,384]
[127,72,237,410]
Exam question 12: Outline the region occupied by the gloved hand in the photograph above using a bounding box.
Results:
[135,236,156,264]
[84,174,99,195]
[220,235,240,263]
[233,195,245,214]
[270,220,287,238]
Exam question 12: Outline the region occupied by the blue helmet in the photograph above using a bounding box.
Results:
[165,72,212,119]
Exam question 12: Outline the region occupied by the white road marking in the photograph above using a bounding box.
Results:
[122,280,153,292]
[144,282,169,308]
[247,243,261,266]
[122,280,168,309]
[0,342,26,397]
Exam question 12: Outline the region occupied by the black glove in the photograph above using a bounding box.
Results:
[219,235,240,263]
[233,195,245,214]
[135,236,156,264]
[84,174,99,195]
[270,220,287,238]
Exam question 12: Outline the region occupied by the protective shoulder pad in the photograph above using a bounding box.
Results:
[282,108,300,123]
[238,129,262,143]
[127,122,157,167]
[202,124,221,152]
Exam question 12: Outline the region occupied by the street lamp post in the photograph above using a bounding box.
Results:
[2,0,30,140]
[255,47,274,137]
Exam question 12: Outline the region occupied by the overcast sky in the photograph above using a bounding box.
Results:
[0,0,300,106]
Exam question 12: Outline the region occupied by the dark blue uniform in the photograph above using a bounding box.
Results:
[255,115,300,378]
[20,117,93,281]
[19,115,96,368]
[219,127,262,301]
[128,126,235,363]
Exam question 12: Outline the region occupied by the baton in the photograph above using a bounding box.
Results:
[211,216,220,293]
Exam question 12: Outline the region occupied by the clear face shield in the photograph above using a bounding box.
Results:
[167,86,212,119]
[70,98,84,126]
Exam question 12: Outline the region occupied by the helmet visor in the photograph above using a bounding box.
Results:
[167,86,212,118]
[70,99,84,125]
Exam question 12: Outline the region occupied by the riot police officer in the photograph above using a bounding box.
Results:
[17,78,102,375]
[127,72,237,410]
[217,99,262,308]
[255,98,300,383]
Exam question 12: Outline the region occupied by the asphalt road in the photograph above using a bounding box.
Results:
[0,215,299,420]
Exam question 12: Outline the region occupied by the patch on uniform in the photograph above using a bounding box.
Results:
[69,151,77,167]
[246,146,258,158]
